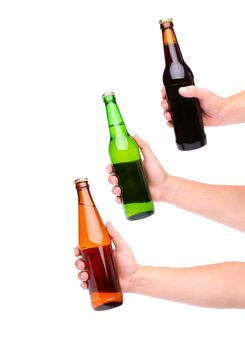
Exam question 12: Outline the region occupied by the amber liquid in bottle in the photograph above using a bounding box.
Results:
[75,178,123,311]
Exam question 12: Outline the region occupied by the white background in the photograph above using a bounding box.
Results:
[0,0,244,349]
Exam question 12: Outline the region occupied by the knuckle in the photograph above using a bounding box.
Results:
[189,85,196,94]
[112,185,119,194]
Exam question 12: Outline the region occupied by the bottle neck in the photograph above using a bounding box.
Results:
[76,183,95,206]
[75,181,111,248]
[162,27,184,64]
[104,99,128,138]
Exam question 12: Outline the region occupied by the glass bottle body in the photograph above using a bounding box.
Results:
[103,93,154,220]
[75,179,123,311]
[161,20,207,150]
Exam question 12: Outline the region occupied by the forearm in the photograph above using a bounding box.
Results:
[222,90,245,124]
[162,176,245,232]
[130,262,245,308]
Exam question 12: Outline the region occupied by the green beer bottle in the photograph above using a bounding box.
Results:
[102,92,154,220]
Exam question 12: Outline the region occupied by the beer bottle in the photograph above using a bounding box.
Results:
[102,92,154,220]
[75,178,123,311]
[159,18,207,151]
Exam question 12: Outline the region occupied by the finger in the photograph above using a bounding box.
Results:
[75,259,86,270]
[161,99,169,111]
[115,196,122,204]
[164,111,172,121]
[74,247,81,257]
[133,135,157,162]
[78,271,89,281]
[112,186,121,196]
[106,164,114,174]
[81,281,88,289]
[167,120,173,128]
[108,174,118,185]
[178,86,210,100]
[106,221,127,250]
[161,86,166,98]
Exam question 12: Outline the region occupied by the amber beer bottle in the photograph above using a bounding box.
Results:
[160,18,207,151]
[74,178,123,311]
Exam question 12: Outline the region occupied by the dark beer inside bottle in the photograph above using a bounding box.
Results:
[80,244,122,311]
[161,20,207,150]
[113,159,154,220]
[166,82,206,150]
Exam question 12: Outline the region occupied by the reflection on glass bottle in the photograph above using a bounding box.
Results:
[102,92,154,220]
[75,178,123,311]
[160,18,207,151]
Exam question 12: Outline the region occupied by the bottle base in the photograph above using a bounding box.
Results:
[127,210,154,221]
[93,301,123,311]
[124,202,154,221]
[177,137,207,151]
[91,292,123,311]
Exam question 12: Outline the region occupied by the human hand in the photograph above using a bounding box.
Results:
[74,221,140,293]
[107,135,168,203]
[161,85,226,127]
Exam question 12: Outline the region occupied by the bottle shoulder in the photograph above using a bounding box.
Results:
[109,135,140,163]
[78,205,111,248]
[163,62,194,84]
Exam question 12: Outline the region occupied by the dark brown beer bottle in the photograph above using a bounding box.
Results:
[75,178,123,311]
[160,18,207,151]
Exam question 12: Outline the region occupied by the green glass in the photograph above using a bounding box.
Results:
[102,92,154,220]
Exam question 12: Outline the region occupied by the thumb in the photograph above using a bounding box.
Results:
[179,85,210,100]
[106,221,127,250]
[133,134,156,162]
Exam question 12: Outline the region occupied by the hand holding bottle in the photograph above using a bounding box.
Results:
[103,92,154,220]
[75,179,123,310]
[107,133,245,233]
[161,85,225,127]
[75,222,140,293]
[160,18,206,150]
[107,135,168,203]
[162,86,245,127]
[74,223,245,308]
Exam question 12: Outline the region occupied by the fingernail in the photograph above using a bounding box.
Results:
[78,263,83,269]
[112,177,118,185]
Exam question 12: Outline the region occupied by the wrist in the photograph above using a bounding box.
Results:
[219,96,231,122]
[217,92,245,125]
[126,265,146,293]
[158,174,176,203]
[125,265,165,296]
[149,173,173,203]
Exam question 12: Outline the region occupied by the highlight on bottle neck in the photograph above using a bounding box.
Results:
[74,177,89,190]
[159,18,177,45]
[75,177,96,206]
[102,91,125,128]
[159,18,174,29]
[102,92,116,104]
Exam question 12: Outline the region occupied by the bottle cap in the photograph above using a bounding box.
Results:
[159,18,173,25]
[74,178,88,184]
[102,92,115,98]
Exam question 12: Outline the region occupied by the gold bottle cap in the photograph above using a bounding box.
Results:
[74,177,88,184]
[102,92,115,98]
[159,18,173,25]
